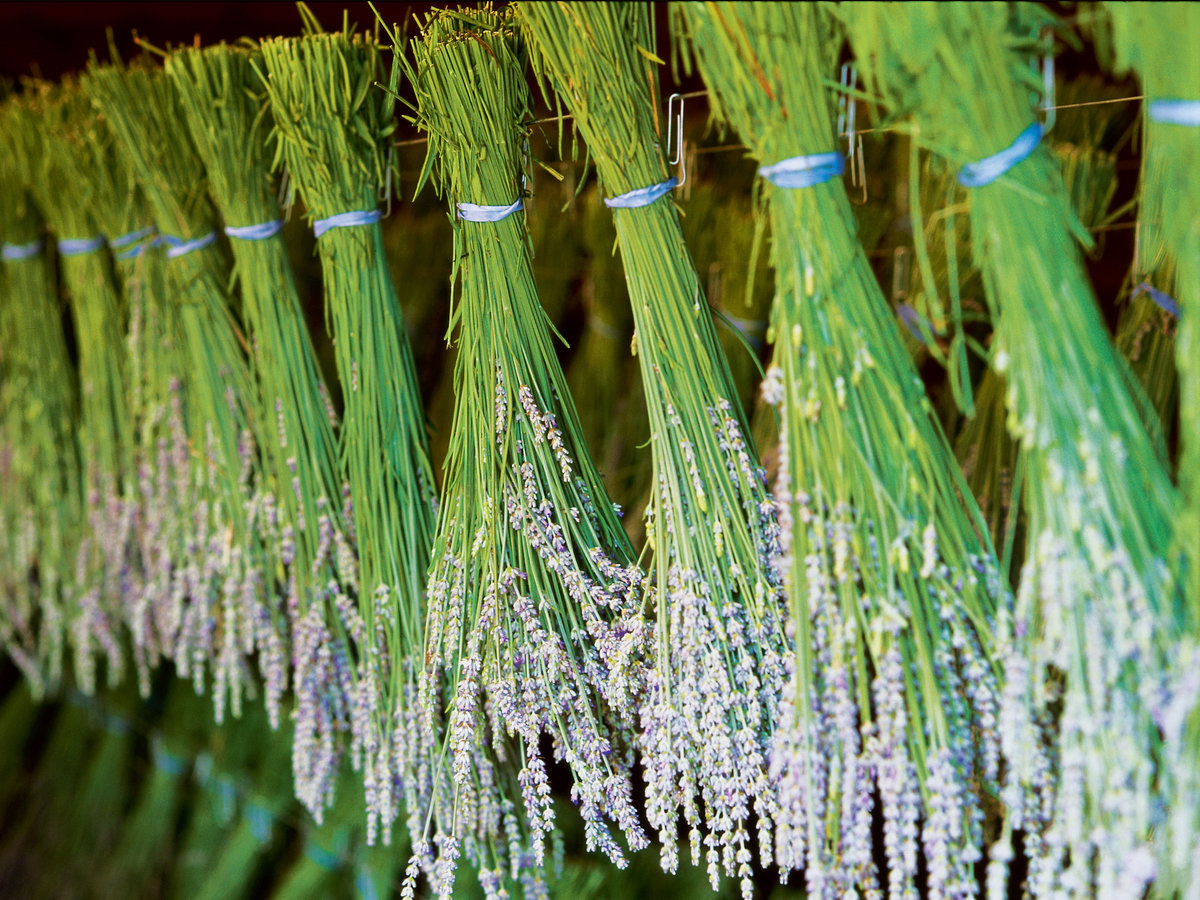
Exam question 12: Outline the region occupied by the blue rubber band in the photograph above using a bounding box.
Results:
[246,800,273,843]
[110,225,156,249]
[225,220,284,241]
[313,209,382,238]
[355,864,380,900]
[958,122,1043,188]
[152,739,188,776]
[897,304,937,342]
[1134,282,1180,318]
[111,227,157,260]
[59,235,107,256]
[214,774,237,824]
[604,176,678,209]
[1148,99,1200,127]
[457,197,523,222]
[2,240,44,261]
[758,151,845,189]
[304,838,342,872]
[162,231,217,259]
[193,752,213,785]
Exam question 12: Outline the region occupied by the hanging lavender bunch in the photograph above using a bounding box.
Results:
[85,105,186,696]
[20,80,142,696]
[519,3,787,890]
[843,5,1188,898]
[1108,5,1200,894]
[406,7,648,895]
[259,24,438,835]
[86,58,274,725]
[678,5,1006,898]
[0,97,81,696]
[167,41,365,827]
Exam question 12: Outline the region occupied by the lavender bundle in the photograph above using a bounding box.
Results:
[520,3,787,888]
[844,5,1186,898]
[86,114,186,697]
[1107,5,1200,893]
[679,6,1006,898]
[167,42,365,821]
[0,98,81,696]
[87,59,275,724]
[259,28,438,836]
[955,76,1134,563]
[20,81,143,695]
[407,7,649,893]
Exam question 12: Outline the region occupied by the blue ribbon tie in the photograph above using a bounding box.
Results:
[1134,282,1180,318]
[2,240,44,261]
[313,209,382,238]
[162,231,218,259]
[958,122,1043,188]
[225,220,284,240]
[1148,99,1200,127]
[457,197,523,222]
[59,235,107,256]
[604,177,678,209]
[758,151,845,189]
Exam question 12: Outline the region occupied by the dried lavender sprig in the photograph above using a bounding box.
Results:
[519,3,788,889]
[258,27,438,834]
[0,96,81,697]
[678,6,1005,898]
[86,57,273,725]
[406,7,649,892]
[843,5,1186,898]
[1107,5,1200,894]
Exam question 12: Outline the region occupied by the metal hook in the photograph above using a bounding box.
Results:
[521,137,532,209]
[838,63,859,163]
[1041,53,1056,134]
[668,92,687,187]
[839,64,868,204]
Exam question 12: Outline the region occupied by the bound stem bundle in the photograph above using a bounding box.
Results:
[0,98,81,696]
[87,59,275,725]
[168,41,364,823]
[21,80,142,695]
[409,7,648,894]
[844,5,1186,898]
[86,120,185,700]
[259,27,437,836]
[1107,5,1200,894]
[520,2,788,887]
[679,6,1006,898]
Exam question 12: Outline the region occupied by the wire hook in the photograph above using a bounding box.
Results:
[667,92,687,187]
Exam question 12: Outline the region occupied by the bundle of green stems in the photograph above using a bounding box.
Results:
[520,2,789,890]
[0,98,81,696]
[679,6,1007,898]
[87,57,274,724]
[845,5,1186,898]
[1108,5,1200,894]
[408,6,649,895]
[259,24,438,836]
